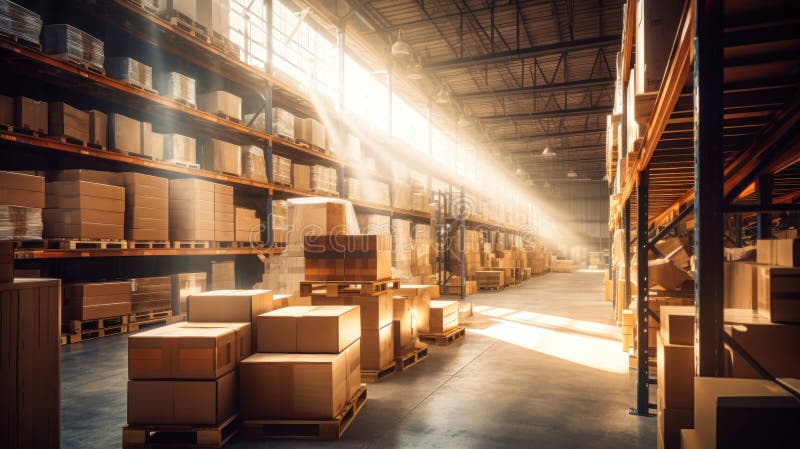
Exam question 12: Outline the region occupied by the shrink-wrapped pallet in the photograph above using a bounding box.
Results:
[42,24,104,71]
[0,0,43,46]
[273,154,291,186]
[107,57,153,90]
[241,145,267,182]
[163,133,196,164]
[156,71,196,107]
[271,107,294,138]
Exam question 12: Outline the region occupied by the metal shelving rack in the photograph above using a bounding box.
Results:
[608,0,800,415]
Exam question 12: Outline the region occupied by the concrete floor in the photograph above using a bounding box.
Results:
[61,270,656,449]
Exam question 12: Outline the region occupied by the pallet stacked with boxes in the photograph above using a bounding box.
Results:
[62,281,132,343]
[419,299,465,346]
[0,171,44,242]
[391,218,414,282]
[44,176,125,243]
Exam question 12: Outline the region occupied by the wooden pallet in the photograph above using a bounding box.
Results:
[478,285,504,291]
[1,124,43,137]
[118,79,158,95]
[128,313,185,333]
[171,96,198,109]
[394,343,430,372]
[164,159,200,168]
[67,324,128,344]
[129,309,173,324]
[295,139,329,154]
[210,31,240,58]
[108,147,155,160]
[299,279,400,297]
[309,188,338,196]
[212,111,241,124]
[50,53,105,75]
[242,385,367,441]
[45,239,128,249]
[129,240,170,249]
[9,239,44,249]
[274,133,294,142]
[419,326,466,346]
[0,32,42,51]
[171,240,211,249]
[122,413,238,449]
[159,9,210,43]
[63,314,129,333]
[361,361,397,383]
[44,134,87,146]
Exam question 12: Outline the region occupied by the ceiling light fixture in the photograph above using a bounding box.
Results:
[434,84,450,104]
[407,59,424,80]
[602,174,609,182]
[542,146,555,157]
[457,113,471,127]
[567,169,578,178]
[391,29,411,58]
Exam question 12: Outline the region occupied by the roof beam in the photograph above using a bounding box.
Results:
[455,77,614,100]
[477,105,610,123]
[493,127,605,142]
[424,35,620,70]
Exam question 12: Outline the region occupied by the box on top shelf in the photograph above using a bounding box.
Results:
[0,1,43,46]
[294,116,325,150]
[271,107,294,138]
[169,178,214,241]
[202,139,241,176]
[127,371,236,426]
[292,163,310,190]
[198,91,241,121]
[241,145,267,182]
[156,71,196,107]
[15,96,48,134]
[635,0,684,94]
[62,280,132,321]
[197,0,230,37]
[163,133,196,164]
[88,110,107,147]
[42,24,104,71]
[106,57,153,90]
[48,101,88,143]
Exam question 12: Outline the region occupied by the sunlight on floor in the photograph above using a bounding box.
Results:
[471,306,628,374]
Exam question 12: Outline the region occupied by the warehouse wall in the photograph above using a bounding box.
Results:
[548,182,610,251]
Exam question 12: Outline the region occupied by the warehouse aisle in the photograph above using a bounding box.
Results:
[61,271,655,449]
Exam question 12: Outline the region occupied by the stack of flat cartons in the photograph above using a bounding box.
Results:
[0,171,44,240]
[88,110,107,147]
[234,207,261,243]
[202,139,241,176]
[271,107,294,138]
[130,276,172,314]
[475,270,504,289]
[107,57,153,90]
[108,112,141,154]
[343,178,360,201]
[126,323,248,432]
[428,300,458,334]
[171,272,206,315]
[635,0,684,95]
[392,218,413,281]
[392,295,418,356]
[241,146,267,182]
[156,71,196,107]
[119,172,169,241]
[48,101,88,143]
[209,260,235,290]
[273,154,292,185]
[197,91,241,121]
[42,24,104,71]
[443,276,477,296]
[0,279,61,449]
[169,178,214,242]
[310,165,337,194]
[621,309,634,351]
[14,96,48,133]
[243,306,362,427]
[214,184,234,242]
[309,295,393,372]
[656,306,695,449]
[292,163,310,190]
[294,117,325,150]
[163,133,197,164]
[63,281,132,321]
[681,377,800,449]
[44,179,125,240]
[272,200,288,247]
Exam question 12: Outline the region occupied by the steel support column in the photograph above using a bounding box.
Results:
[623,200,631,308]
[694,0,725,377]
[632,167,652,415]
[757,174,773,239]
[263,85,273,247]
[734,214,743,247]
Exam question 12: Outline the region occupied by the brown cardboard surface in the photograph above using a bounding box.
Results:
[256,306,318,353]
[88,110,107,147]
[726,320,800,378]
[657,390,693,449]
[660,306,695,346]
[48,101,89,142]
[0,171,45,208]
[239,352,348,420]
[311,292,393,330]
[361,323,394,370]
[756,266,800,323]
[128,325,236,380]
[429,300,459,333]
[292,164,311,190]
[297,305,361,353]
[392,296,416,354]
[45,180,125,202]
[178,322,252,364]
[656,333,694,410]
[127,371,237,425]
[188,290,273,329]
[202,139,241,176]
[108,112,140,153]
[15,96,48,133]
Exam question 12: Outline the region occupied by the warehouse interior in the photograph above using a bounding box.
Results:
[0,1,798,449]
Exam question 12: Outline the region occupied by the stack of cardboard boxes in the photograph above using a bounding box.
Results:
[130,276,172,314]
[292,163,311,190]
[170,272,206,315]
[107,57,153,91]
[234,207,261,243]
[241,146,267,182]
[163,133,196,165]
[655,306,695,449]
[48,101,88,143]
[273,154,292,186]
[169,178,214,241]
[13,96,48,134]
[197,91,241,121]
[0,171,44,241]
[119,172,169,241]
[294,117,326,150]
[475,270,504,289]
[63,281,132,321]
[271,107,294,138]
[202,139,241,176]
[213,184,234,242]
[428,300,459,334]
[310,165,337,195]
[44,179,125,240]
[155,71,197,107]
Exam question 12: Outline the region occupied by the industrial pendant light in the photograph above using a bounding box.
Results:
[434,84,450,104]
[567,168,578,178]
[542,146,555,157]
[457,113,471,127]
[391,29,411,57]
[407,58,424,80]
[602,174,609,181]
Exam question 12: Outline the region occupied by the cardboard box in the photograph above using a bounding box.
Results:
[656,333,694,410]
[271,107,294,138]
[169,178,214,241]
[429,300,459,333]
[119,172,169,241]
[213,184,234,242]
[756,266,800,323]
[726,318,800,378]
[311,292,393,330]
[693,377,800,449]
[128,325,237,380]
[0,94,13,126]
[303,235,392,281]
[202,139,241,176]
[163,133,196,163]
[48,101,88,142]
[239,350,353,420]
[62,281,132,321]
[241,145,267,182]
[171,272,206,315]
[108,112,140,153]
[256,306,318,353]
[127,371,237,425]
[44,180,125,240]
[292,163,311,190]
[397,285,432,333]
[148,131,164,160]
[197,0,230,37]
[297,305,361,353]
[234,207,261,243]
[361,323,394,370]
[635,0,684,94]
[657,390,693,449]
[188,290,273,335]
[88,110,107,147]
[178,322,252,364]
[0,279,61,449]
[287,200,351,256]
[757,238,799,267]
[210,260,235,290]
[293,117,325,149]
[197,90,240,120]
[725,261,763,309]
[660,306,694,346]
[0,171,45,208]
[392,295,417,355]
[14,96,48,133]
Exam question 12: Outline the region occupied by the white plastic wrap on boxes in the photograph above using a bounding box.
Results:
[310,165,337,195]
[271,107,294,139]
[343,177,360,201]
[163,133,197,164]
[273,154,292,186]
[106,57,153,89]
[42,24,104,70]
[156,71,196,107]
